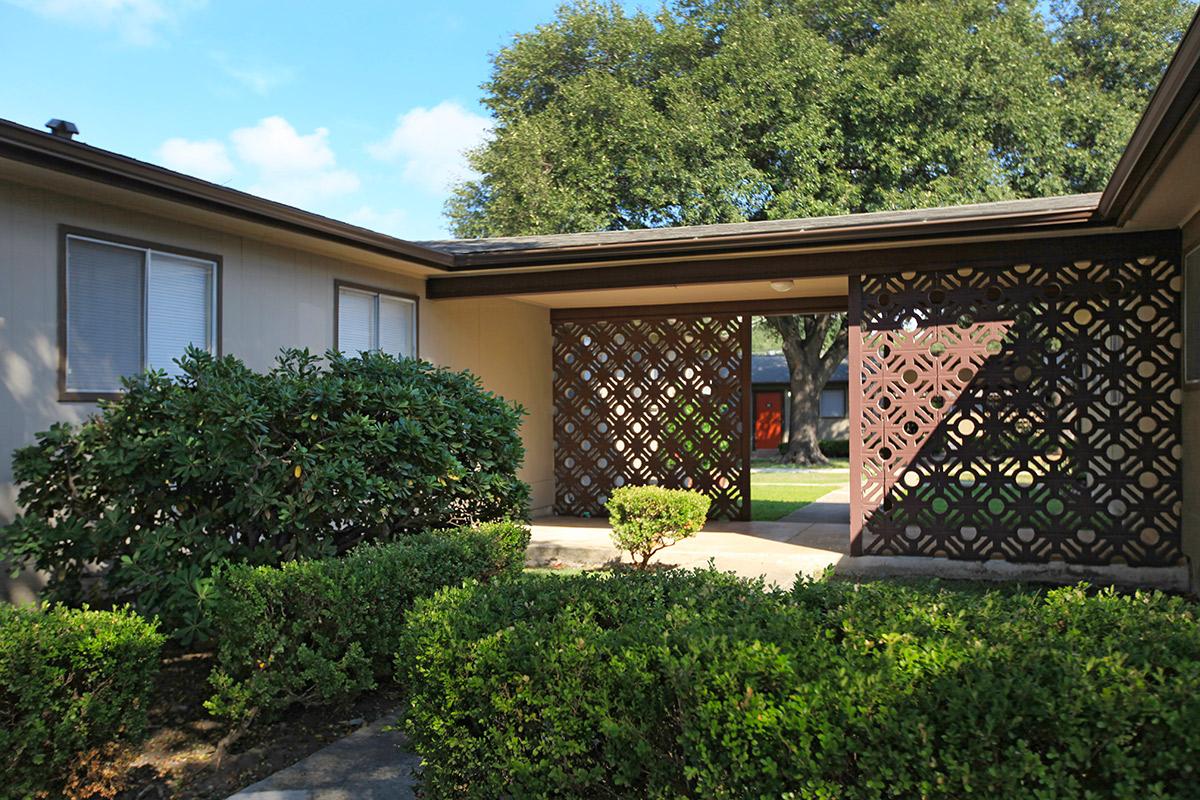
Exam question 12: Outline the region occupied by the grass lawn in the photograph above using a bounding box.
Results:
[750,466,849,521]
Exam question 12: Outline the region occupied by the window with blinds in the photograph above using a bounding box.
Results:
[819,386,847,418]
[64,234,217,395]
[336,285,417,358]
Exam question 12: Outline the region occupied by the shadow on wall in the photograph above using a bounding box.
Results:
[0,325,93,604]
[855,252,1184,569]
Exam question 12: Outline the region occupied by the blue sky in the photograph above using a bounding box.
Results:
[0,0,648,239]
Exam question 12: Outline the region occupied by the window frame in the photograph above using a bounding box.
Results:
[333,279,419,359]
[819,384,848,418]
[58,225,222,402]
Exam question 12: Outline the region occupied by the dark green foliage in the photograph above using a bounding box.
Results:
[605,485,710,567]
[205,523,529,724]
[819,438,850,457]
[449,0,1196,237]
[398,572,1200,799]
[0,604,163,800]
[1,348,528,643]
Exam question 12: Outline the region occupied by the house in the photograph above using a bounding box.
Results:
[750,355,848,450]
[3,11,1200,592]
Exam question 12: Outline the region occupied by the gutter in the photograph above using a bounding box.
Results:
[1097,8,1200,224]
[0,119,457,269]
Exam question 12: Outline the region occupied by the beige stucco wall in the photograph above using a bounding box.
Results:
[0,178,554,533]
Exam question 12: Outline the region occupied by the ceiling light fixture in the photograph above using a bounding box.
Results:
[770,279,794,293]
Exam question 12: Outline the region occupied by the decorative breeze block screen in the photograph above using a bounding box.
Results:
[851,242,1183,567]
[552,314,749,520]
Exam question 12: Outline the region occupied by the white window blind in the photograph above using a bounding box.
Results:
[337,289,376,354]
[337,286,416,358]
[379,295,416,357]
[66,239,144,393]
[820,387,847,418]
[64,235,217,394]
[147,253,213,378]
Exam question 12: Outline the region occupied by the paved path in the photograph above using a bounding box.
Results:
[528,488,852,588]
[226,712,418,800]
[780,484,851,525]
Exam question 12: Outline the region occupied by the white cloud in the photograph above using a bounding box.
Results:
[153,116,359,207]
[211,52,293,95]
[155,137,234,182]
[4,0,204,45]
[345,205,411,237]
[368,101,490,194]
[230,116,360,206]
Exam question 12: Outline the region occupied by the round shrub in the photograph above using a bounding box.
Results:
[0,604,163,800]
[0,348,529,642]
[397,573,1200,799]
[605,485,710,568]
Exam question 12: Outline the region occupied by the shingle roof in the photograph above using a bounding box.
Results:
[752,354,849,385]
[417,195,1100,257]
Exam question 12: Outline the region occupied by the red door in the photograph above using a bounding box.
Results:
[754,391,784,450]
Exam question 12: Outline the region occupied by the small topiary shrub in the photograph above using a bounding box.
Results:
[0,604,163,800]
[605,485,710,568]
[204,523,528,728]
[1,348,529,642]
[397,573,1200,799]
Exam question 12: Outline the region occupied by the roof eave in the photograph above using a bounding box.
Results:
[0,119,456,269]
[443,203,1101,270]
[1097,8,1200,224]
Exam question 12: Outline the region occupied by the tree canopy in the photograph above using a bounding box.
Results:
[448,0,1195,238]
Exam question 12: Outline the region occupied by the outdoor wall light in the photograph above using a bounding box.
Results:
[770,279,794,292]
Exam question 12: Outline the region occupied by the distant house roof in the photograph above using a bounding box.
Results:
[752,354,849,385]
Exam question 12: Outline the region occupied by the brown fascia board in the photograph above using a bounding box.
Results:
[1,115,1104,275]
[0,118,456,269]
[1098,8,1200,224]
[427,228,1177,299]
[431,201,1100,270]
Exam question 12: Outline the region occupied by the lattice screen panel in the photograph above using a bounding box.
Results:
[851,247,1184,566]
[552,314,749,520]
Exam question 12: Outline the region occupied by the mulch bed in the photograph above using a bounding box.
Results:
[104,647,402,800]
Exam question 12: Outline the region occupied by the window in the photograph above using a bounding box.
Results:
[63,232,217,398]
[336,283,417,358]
[820,386,847,418]
[1187,247,1200,384]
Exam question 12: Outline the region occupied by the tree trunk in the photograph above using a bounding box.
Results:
[763,313,849,466]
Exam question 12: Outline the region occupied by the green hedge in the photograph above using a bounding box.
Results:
[0,604,163,800]
[397,572,1200,799]
[2,348,529,643]
[205,522,529,725]
[819,438,849,458]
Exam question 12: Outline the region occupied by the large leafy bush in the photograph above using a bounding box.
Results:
[398,572,1200,799]
[205,522,529,726]
[0,604,163,800]
[1,349,528,641]
[605,485,709,568]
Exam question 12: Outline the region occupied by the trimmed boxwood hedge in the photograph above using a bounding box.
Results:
[397,571,1200,799]
[0,604,163,800]
[205,522,529,725]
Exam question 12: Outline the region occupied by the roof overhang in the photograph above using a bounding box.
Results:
[1097,9,1200,225]
[0,118,456,269]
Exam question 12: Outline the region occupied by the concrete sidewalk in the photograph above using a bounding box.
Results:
[528,486,852,587]
[226,712,418,800]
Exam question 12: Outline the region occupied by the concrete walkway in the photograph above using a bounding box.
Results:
[528,486,852,587]
[226,712,418,800]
